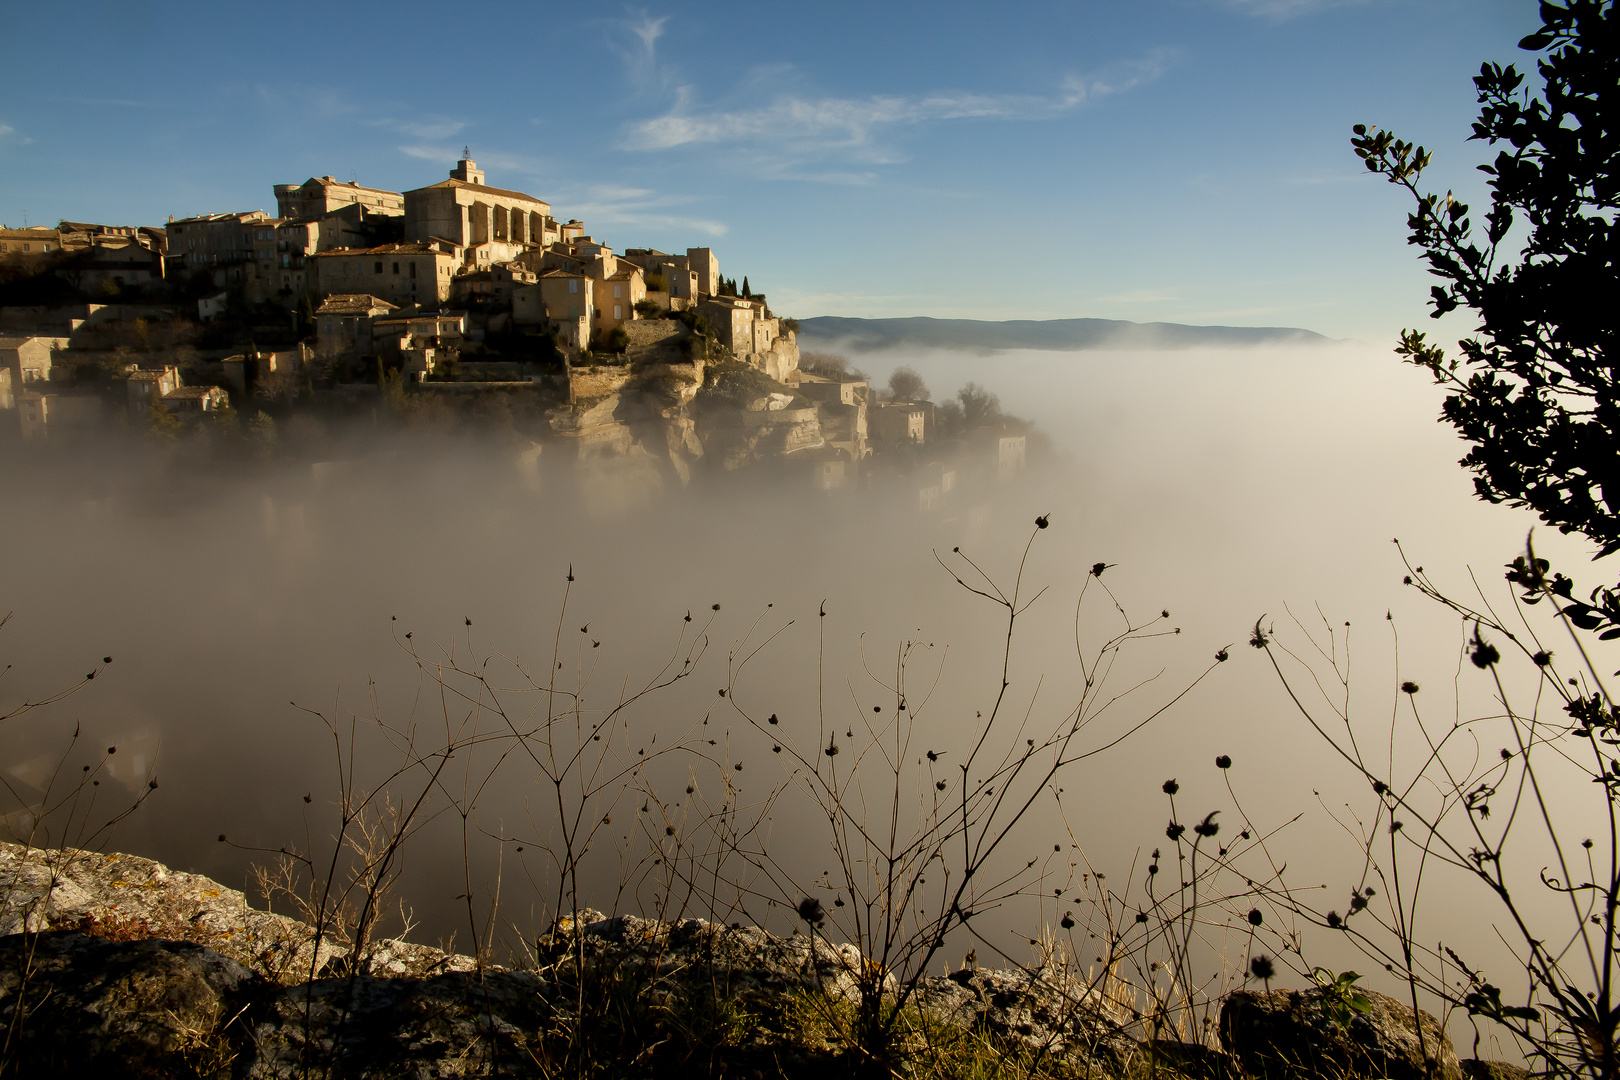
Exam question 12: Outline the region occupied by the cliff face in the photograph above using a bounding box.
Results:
[544,322,826,486]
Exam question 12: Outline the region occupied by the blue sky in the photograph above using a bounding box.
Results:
[0,0,1532,341]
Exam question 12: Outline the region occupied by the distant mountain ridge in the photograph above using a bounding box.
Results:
[796,316,1334,353]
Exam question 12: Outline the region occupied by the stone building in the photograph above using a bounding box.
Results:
[622,249,701,308]
[870,401,929,446]
[592,266,645,333]
[56,237,165,292]
[0,336,70,401]
[372,310,467,378]
[164,211,272,282]
[125,366,180,416]
[315,294,398,358]
[0,227,61,257]
[404,157,559,269]
[160,385,229,413]
[790,370,869,460]
[244,202,402,303]
[513,271,593,351]
[696,296,798,380]
[16,389,106,440]
[274,177,404,219]
[310,243,458,304]
[450,262,538,305]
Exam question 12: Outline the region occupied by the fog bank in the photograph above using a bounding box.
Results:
[2,343,1605,1003]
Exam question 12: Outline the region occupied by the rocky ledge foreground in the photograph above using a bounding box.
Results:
[0,842,1526,1079]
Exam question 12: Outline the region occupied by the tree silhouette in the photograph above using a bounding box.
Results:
[1353,0,1617,623]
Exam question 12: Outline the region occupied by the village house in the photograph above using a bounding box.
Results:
[0,336,71,401]
[315,294,398,358]
[371,310,468,377]
[310,242,458,304]
[789,369,869,460]
[0,227,61,256]
[160,384,229,413]
[244,204,397,302]
[274,177,404,219]
[58,221,166,252]
[403,157,559,269]
[450,262,538,305]
[621,249,701,309]
[512,271,593,351]
[16,389,106,440]
[696,295,798,379]
[125,366,180,416]
[870,401,929,446]
[164,211,273,283]
[56,236,165,293]
[592,265,645,335]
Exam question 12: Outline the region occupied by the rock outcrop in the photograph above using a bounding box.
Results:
[3,844,1525,1079]
[0,841,473,983]
[1220,986,1463,1080]
[1,845,1141,1077]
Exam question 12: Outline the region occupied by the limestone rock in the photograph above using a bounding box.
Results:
[913,966,1140,1069]
[1220,986,1462,1080]
[550,912,878,1007]
[0,931,261,1077]
[241,969,551,1078]
[1460,1059,1533,1080]
[0,841,473,984]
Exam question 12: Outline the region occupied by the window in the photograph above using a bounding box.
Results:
[374,261,383,274]
[613,284,622,298]
[409,262,416,278]
[392,262,399,274]
[569,280,578,294]
[614,305,622,320]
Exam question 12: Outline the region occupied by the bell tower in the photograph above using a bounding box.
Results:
[450,148,484,186]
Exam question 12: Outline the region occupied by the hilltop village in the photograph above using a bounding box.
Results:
[0,155,1030,498]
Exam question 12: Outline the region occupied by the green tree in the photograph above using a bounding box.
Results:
[146,398,184,441]
[885,366,929,402]
[1352,0,1617,621]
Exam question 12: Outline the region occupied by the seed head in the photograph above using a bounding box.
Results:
[797,897,826,928]
[1248,908,1263,926]
[1162,779,1179,795]
[1249,955,1275,981]
[1216,755,1232,769]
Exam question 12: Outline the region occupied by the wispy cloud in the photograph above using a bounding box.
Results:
[374,117,468,140]
[43,95,153,108]
[0,124,32,147]
[396,144,571,198]
[1093,288,1178,305]
[622,49,1175,178]
[1218,0,1368,18]
[611,9,672,92]
[559,183,728,237]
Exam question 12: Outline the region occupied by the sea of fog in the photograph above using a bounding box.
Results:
[1,343,1608,1030]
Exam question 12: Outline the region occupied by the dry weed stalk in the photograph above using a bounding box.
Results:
[1255,537,1620,1080]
